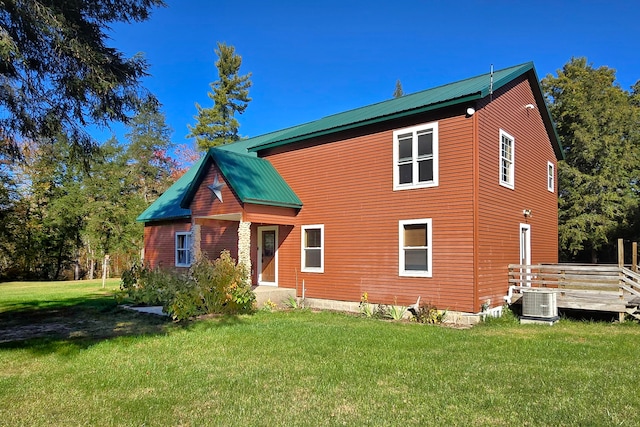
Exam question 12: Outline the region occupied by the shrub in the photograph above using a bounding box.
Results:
[118,263,181,307]
[412,301,446,324]
[118,251,256,320]
[194,250,255,314]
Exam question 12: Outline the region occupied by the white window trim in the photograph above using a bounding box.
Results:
[175,231,192,267]
[399,218,433,278]
[547,161,555,192]
[499,129,515,189]
[393,122,439,191]
[301,224,324,273]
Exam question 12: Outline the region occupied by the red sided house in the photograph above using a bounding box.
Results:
[138,62,563,314]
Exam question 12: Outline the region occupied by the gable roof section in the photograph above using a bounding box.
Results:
[245,62,563,159]
[181,148,303,210]
[136,155,205,222]
[139,61,562,223]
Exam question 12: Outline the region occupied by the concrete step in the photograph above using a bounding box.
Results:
[253,286,296,308]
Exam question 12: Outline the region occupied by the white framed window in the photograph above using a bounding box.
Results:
[399,219,432,277]
[547,161,555,192]
[175,232,192,267]
[393,122,439,190]
[301,225,324,273]
[499,129,515,189]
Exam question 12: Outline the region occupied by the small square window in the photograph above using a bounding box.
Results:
[301,225,324,273]
[175,232,192,267]
[547,161,555,192]
[399,219,432,277]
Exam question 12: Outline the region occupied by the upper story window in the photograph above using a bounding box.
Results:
[499,129,515,189]
[399,219,432,277]
[393,122,439,190]
[301,224,324,273]
[175,232,192,267]
[547,161,555,192]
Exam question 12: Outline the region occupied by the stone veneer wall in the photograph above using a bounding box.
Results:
[191,224,202,261]
[237,221,251,276]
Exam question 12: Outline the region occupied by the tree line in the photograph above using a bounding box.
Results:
[0,102,177,280]
[0,2,253,280]
[1,3,639,281]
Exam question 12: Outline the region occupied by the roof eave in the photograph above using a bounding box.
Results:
[524,68,564,160]
[243,198,303,209]
[249,93,483,153]
[137,213,192,223]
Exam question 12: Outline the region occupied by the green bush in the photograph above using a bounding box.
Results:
[118,251,256,320]
[413,301,447,324]
[187,250,255,316]
[118,263,180,307]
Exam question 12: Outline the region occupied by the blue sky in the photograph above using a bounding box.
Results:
[103,0,639,149]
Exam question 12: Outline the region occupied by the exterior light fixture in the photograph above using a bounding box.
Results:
[522,209,532,218]
[466,107,475,116]
[525,104,535,110]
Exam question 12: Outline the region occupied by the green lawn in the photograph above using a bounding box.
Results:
[1,281,639,426]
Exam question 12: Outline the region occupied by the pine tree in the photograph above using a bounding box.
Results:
[188,42,252,150]
[393,80,404,98]
[125,100,176,204]
[0,0,165,160]
[542,57,640,262]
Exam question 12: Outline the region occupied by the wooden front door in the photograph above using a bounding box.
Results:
[258,226,277,286]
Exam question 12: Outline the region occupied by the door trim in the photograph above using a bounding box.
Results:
[520,223,531,286]
[257,226,278,287]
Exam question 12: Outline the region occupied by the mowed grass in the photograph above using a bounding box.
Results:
[1,281,640,426]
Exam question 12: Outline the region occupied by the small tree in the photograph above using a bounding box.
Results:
[393,79,404,98]
[188,42,252,151]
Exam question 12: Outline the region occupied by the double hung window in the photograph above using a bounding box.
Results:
[393,122,438,190]
[301,225,324,273]
[175,232,192,267]
[399,219,432,277]
[547,161,555,192]
[499,129,515,189]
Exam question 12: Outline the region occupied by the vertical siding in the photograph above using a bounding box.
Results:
[265,113,477,311]
[476,76,559,309]
[143,220,191,270]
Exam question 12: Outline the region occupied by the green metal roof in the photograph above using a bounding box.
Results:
[244,62,562,159]
[138,147,303,222]
[181,147,303,210]
[139,61,562,223]
[136,155,205,222]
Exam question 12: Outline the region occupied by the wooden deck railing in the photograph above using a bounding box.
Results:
[507,264,640,317]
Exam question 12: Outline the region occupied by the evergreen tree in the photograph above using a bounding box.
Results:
[0,0,165,161]
[188,42,252,150]
[393,79,404,98]
[6,137,87,279]
[542,57,640,262]
[125,100,176,203]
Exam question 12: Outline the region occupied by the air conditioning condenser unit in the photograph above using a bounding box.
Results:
[521,289,559,324]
